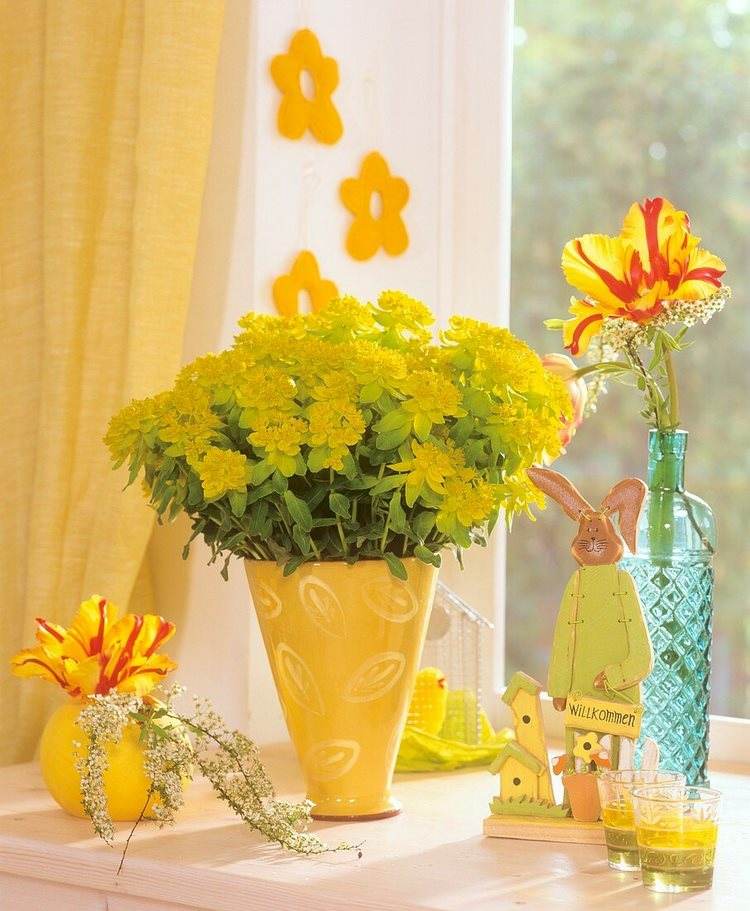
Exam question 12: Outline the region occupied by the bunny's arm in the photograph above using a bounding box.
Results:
[603,570,654,690]
[547,571,577,698]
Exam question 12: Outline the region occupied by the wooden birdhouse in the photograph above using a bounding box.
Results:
[489,742,544,800]
[500,672,553,802]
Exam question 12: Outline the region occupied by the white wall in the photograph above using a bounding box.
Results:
[150,0,515,740]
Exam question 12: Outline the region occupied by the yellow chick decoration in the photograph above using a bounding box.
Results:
[407,667,448,735]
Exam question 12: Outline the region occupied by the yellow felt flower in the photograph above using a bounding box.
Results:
[196,447,250,500]
[269,29,343,144]
[559,197,725,355]
[573,732,603,765]
[272,250,339,317]
[11,595,176,697]
[249,417,308,478]
[340,152,409,261]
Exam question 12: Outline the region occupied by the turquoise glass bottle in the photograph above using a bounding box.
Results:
[620,430,716,785]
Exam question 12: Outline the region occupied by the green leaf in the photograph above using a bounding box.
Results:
[370,474,407,496]
[271,471,288,494]
[329,492,350,518]
[414,544,441,567]
[283,555,306,576]
[413,413,432,441]
[359,381,382,404]
[307,446,329,473]
[382,552,408,580]
[228,489,247,518]
[387,490,407,533]
[284,490,313,532]
[376,423,412,451]
[463,387,492,417]
[412,510,435,541]
[292,525,312,554]
[252,459,275,484]
[374,410,411,433]
[247,480,274,505]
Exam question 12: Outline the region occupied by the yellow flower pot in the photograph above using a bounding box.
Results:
[246,558,437,820]
[40,700,179,820]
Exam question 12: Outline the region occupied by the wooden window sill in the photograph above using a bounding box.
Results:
[1,743,748,910]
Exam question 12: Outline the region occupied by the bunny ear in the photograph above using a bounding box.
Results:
[526,466,593,521]
[600,478,647,553]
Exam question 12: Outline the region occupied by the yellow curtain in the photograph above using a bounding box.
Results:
[0,0,225,764]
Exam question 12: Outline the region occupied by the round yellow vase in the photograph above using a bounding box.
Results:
[40,701,172,820]
[246,558,437,820]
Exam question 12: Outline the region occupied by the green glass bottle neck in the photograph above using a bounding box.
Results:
[647,429,686,493]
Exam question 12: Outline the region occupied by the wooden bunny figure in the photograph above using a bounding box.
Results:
[527,467,653,771]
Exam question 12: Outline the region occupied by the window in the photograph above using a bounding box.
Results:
[506,1,750,718]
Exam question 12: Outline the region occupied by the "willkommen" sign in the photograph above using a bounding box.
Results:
[564,692,643,739]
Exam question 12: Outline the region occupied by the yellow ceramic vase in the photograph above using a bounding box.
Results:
[246,558,437,820]
[40,700,177,820]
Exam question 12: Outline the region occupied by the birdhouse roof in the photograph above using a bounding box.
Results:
[501,671,543,706]
[489,741,544,776]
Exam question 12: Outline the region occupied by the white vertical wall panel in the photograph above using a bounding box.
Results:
[150,0,514,740]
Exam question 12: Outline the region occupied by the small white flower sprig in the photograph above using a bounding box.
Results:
[567,288,732,426]
[597,287,730,353]
[75,685,361,873]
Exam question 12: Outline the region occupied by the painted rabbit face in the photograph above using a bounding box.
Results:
[526,466,647,566]
[571,511,623,566]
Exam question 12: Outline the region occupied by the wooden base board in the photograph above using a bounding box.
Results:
[483,814,605,845]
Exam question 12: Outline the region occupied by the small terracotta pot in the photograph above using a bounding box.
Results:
[563,772,601,822]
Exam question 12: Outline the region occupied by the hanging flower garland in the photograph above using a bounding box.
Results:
[270,29,343,144]
[340,151,410,261]
[272,250,339,317]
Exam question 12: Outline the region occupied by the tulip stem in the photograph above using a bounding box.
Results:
[663,348,680,429]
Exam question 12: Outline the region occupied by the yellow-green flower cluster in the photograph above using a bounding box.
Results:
[105,291,570,577]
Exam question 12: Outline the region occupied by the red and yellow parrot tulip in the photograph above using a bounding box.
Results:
[561,197,726,355]
[11,595,176,697]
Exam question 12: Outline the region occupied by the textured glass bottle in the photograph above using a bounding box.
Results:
[620,430,716,785]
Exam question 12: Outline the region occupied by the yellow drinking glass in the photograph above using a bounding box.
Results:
[597,770,685,871]
[630,784,721,893]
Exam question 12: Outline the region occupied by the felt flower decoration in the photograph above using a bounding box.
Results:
[11,595,176,697]
[340,152,409,261]
[272,250,339,317]
[270,28,343,144]
[572,731,611,769]
[558,197,725,356]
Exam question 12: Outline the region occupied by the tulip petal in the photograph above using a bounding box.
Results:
[11,647,69,690]
[116,655,178,696]
[67,595,120,657]
[621,197,691,286]
[675,246,726,299]
[562,299,605,356]
[561,234,637,309]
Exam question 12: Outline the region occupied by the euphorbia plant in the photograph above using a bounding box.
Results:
[106,292,571,578]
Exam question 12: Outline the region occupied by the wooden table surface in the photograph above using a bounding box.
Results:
[1,744,749,911]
